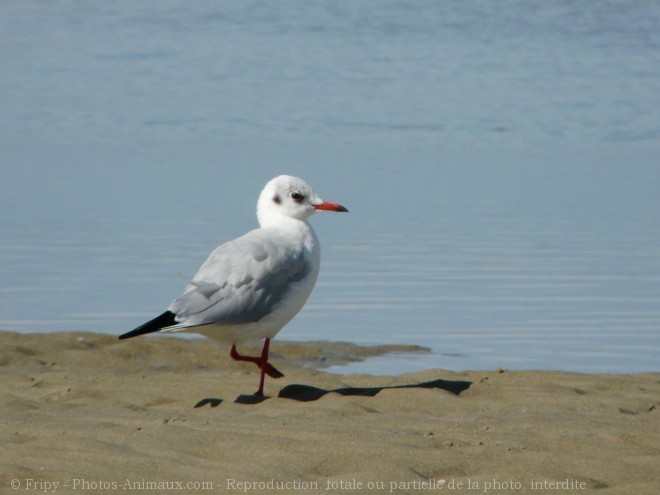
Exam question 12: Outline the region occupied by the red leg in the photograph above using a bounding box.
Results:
[230,344,260,365]
[255,338,270,396]
[230,339,284,395]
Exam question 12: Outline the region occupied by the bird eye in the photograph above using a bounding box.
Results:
[290,191,304,202]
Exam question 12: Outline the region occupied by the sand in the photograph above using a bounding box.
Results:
[1,330,658,495]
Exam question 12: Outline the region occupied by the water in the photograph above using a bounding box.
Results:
[1,1,659,374]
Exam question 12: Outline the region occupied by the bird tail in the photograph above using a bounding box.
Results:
[119,311,178,340]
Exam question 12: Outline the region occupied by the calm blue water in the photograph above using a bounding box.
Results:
[1,1,659,374]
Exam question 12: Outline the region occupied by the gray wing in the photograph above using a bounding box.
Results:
[168,228,311,327]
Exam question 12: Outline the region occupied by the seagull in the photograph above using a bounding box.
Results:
[119,175,348,396]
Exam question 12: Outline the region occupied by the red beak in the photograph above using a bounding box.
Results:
[314,201,349,212]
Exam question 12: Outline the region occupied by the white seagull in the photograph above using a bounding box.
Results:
[119,175,348,396]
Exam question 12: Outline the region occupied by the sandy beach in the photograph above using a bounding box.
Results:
[1,330,658,494]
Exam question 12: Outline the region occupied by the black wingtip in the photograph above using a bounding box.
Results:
[119,311,178,340]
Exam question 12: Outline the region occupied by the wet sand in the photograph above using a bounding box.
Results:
[1,331,658,494]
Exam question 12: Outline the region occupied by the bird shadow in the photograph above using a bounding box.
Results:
[194,395,269,406]
[234,394,270,404]
[193,397,223,408]
[192,378,472,406]
[278,378,472,402]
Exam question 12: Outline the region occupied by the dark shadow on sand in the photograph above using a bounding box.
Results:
[278,378,472,402]
[193,398,223,408]
[234,394,270,404]
[193,378,471,406]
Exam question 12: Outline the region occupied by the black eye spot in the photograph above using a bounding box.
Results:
[290,191,304,202]
[273,194,281,204]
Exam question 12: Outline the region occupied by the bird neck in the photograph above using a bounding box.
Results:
[258,210,312,231]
